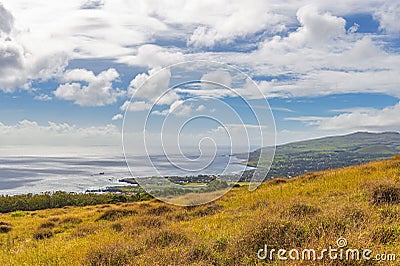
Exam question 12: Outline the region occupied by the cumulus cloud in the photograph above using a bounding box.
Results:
[54,68,124,106]
[225,6,400,99]
[34,94,52,101]
[185,0,285,47]
[112,114,123,121]
[0,3,14,35]
[118,44,184,68]
[292,5,346,47]
[120,100,152,112]
[196,104,206,112]
[150,100,192,117]
[127,67,181,106]
[1,0,399,102]
[0,3,68,92]
[201,70,232,89]
[374,2,400,33]
[0,120,120,146]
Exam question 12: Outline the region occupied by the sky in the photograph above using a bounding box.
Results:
[0,0,399,155]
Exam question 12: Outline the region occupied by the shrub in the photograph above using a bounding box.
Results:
[250,199,269,210]
[96,209,137,221]
[146,205,172,216]
[146,230,189,248]
[342,207,366,227]
[137,217,163,228]
[60,216,83,225]
[111,223,123,232]
[33,229,54,240]
[268,178,288,185]
[283,203,320,219]
[187,244,212,263]
[371,184,400,205]
[371,225,399,244]
[379,207,400,221]
[191,203,222,217]
[86,242,139,266]
[72,225,97,238]
[38,221,56,229]
[0,222,12,233]
[11,211,26,217]
[229,220,309,264]
[213,237,228,252]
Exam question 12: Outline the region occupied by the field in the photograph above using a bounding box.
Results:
[1,156,400,265]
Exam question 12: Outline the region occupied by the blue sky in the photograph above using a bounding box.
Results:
[0,1,399,154]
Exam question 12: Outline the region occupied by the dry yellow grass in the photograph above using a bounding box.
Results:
[1,156,400,265]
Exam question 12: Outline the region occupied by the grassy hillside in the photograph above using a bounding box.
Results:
[240,131,400,178]
[1,156,400,265]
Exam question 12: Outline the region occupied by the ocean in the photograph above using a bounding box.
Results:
[0,146,250,195]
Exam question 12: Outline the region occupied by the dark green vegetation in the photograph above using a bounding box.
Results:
[0,191,152,213]
[240,131,400,178]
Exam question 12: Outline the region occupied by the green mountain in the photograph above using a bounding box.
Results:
[240,132,400,178]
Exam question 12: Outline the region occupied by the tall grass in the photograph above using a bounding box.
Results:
[1,156,400,265]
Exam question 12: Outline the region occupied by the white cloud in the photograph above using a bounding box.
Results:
[112,114,123,121]
[120,100,152,112]
[0,3,68,92]
[374,2,400,33]
[292,5,346,47]
[169,100,192,117]
[0,120,120,146]
[54,68,124,106]
[201,70,232,89]
[151,100,193,117]
[81,0,105,10]
[185,0,286,47]
[0,0,399,101]
[286,102,400,131]
[127,67,181,108]
[319,102,400,131]
[347,23,359,34]
[34,94,52,101]
[118,44,184,68]
[196,104,206,112]
[0,3,14,35]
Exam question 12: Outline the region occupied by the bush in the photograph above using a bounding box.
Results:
[33,229,54,240]
[11,211,27,217]
[371,225,399,244]
[137,217,163,228]
[250,199,269,210]
[146,205,172,216]
[96,209,137,221]
[60,216,83,225]
[191,203,222,217]
[111,223,123,232]
[86,242,139,266]
[284,203,320,219]
[0,222,12,233]
[213,237,228,252]
[146,230,189,248]
[371,184,400,205]
[38,221,56,229]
